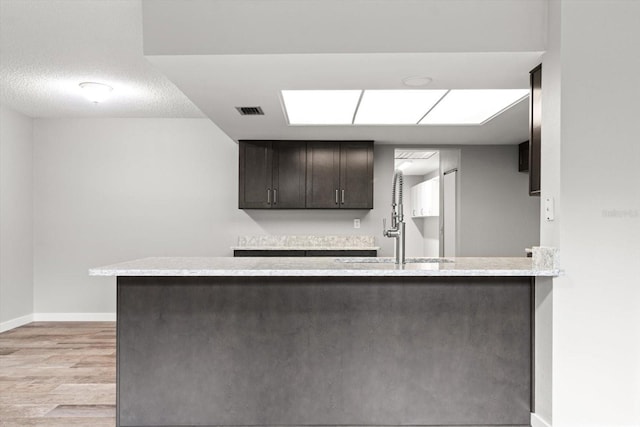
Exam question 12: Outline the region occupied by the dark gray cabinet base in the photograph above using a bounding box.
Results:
[233,249,377,257]
[117,276,532,427]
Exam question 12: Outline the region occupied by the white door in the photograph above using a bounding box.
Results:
[443,170,457,257]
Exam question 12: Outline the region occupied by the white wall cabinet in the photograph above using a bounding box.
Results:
[410,177,439,217]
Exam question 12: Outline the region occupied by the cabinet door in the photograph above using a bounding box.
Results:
[411,183,423,217]
[339,142,374,209]
[306,142,341,208]
[410,185,419,217]
[272,142,306,208]
[529,65,541,196]
[239,141,273,208]
[425,178,440,216]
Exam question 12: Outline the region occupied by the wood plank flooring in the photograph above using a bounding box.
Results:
[0,322,116,427]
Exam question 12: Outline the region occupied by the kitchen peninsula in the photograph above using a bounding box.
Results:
[91,256,559,427]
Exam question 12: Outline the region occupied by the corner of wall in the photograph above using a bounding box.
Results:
[0,105,35,325]
[0,314,34,333]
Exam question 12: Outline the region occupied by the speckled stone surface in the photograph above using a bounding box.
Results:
[232,235,379,250]
[532,246,560,270]
[90,256,561,277]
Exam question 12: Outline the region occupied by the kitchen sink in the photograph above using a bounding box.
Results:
[335,257,454,263]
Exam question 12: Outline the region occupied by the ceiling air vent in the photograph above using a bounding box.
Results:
[236,106,264,116]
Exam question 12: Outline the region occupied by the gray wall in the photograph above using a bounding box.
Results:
[0,105,34,327]
[32,118,397,314]
[32,118,542,314]
[438,149,460,256]
[458,146,540,257]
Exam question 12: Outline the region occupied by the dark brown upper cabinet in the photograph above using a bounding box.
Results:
[239,140,272,209]
[239,140,373,209]
[305,142,340,208]
[306,141,373,209]
[272,141,307,208]
[339,142,374,209]
[238,140,306,209]
[518,141,529,173]
[529,64,542,196]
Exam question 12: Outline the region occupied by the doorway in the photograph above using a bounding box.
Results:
[393,149,441,257]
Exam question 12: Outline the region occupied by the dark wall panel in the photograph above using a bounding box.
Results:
[118,276,531,427]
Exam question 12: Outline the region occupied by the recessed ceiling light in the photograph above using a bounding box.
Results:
[420,89,528,125]
[282,90,362,125]
[79,82,113,103]
[354,90,447,125]
[402,76,433,87]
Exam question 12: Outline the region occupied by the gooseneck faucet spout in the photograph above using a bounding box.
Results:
[383,170,406,265]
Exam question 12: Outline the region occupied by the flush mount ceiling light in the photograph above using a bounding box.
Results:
[281,88,528,126]
[354,90,447,125]
[395,150,438,160]
[79,82,113,103]
[402,76,433,87]
[396,160,413,171]
[420,89,529,125]
[282,90,362,125]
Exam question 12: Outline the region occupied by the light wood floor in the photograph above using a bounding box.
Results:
[0,322,116,427]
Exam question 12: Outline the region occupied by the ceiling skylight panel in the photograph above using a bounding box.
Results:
[420,89,529,125]
[282,90,362,125]
[353,90,448,125]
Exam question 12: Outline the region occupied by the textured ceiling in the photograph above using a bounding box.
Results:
[0,0,204,118]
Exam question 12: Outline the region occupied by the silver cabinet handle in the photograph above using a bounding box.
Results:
[341,189,345,204]
[273,189,277,205]
[267,188,271,204]
[335,189,339,204]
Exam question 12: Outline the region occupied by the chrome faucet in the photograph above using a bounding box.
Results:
[383,170,406,265]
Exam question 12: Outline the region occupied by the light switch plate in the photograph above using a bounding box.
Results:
[353,219,361,229]
[545,197,555,221]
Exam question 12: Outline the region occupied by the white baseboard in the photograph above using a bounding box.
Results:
[32,313,116,322]
[531,412,552,427]
[0,314,34,333]
[0,313,117,333]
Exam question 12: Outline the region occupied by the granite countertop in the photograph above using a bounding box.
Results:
[89,256,561,277]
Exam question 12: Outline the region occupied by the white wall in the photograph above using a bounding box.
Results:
[545,1,640,425]
[458,146,540,257]
[0,105,34,328]
[534,0,562,422]
[143,0,547,55]
[32,118,398,314]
